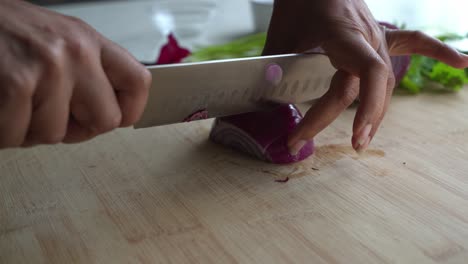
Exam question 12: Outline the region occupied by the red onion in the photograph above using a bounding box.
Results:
[275,177,290,183]
[379,22,411,85]
[150,27,409,165]
[154,33,191,65]
[209,104,314,164]
[183,109,209,122]
[148,33,314,164]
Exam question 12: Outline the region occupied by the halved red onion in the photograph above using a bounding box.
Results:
[150,27,409,165]
[209,104,314,164]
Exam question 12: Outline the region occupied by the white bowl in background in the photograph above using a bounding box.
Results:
[250,0,273,33]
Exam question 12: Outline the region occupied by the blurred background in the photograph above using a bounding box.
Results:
[27,0,468,62]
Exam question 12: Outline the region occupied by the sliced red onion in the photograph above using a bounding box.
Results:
[183,109,209,122]
[275,177,290,183]
[155,33,191,65]
[209,104,314,164]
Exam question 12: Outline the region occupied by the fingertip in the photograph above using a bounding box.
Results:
[287,128,304,150]
[449,52,468,69]
[354,123,372,148]
[459,53,468,68]
[288,139,308,156]
[355,136,371,153]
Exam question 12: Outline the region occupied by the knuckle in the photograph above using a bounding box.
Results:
[66,37,94,62]
[65,15,89,29]
[337,86,359,107]
[141,68,152,90]
[3,71,36,100]
[127,68,152,90]
[62,16,97,61]
[368,101,384,115]
[410,30,426,41]
[408,30,429,51]
[370,58,389,73]
[41,37,66,70]
[93,111,122,133]
[367,58,390,80]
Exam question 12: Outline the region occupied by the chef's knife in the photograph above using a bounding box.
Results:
[134,53,337,129]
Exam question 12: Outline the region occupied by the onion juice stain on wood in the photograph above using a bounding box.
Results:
[271,144,386,182]
[315,144,385,162]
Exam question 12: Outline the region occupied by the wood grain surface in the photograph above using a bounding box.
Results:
[1,89,468,264]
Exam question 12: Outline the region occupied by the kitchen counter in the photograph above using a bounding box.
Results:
[1,1,468,263]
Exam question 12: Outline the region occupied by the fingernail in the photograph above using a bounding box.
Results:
[356,136,371,153]
[356,124,372,148]
[289,140,307,156]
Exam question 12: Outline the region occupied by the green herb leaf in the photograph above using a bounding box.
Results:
[436,33,465,42]
[187,32,266,62]
[397,32,468,93]
[429,62,468,91]
[398,54,468,93]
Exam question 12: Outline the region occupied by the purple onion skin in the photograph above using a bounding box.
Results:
[378,22,411,85]
[210,104,314,164]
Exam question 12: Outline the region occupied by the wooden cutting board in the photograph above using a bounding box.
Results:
[1,89,468,264]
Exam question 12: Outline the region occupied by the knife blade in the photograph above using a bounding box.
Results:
[134,53,336,129]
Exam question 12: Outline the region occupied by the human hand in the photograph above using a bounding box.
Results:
[264,0,468,152]
[0,0,151,149]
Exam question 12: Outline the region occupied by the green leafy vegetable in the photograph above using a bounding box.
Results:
[187,32,266,62]
[430,61,467,91]
[398,32,468,94]
[436,33,465,42]
[399,54,468,93]
[399,55,428,94]
[400,57,468,93]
